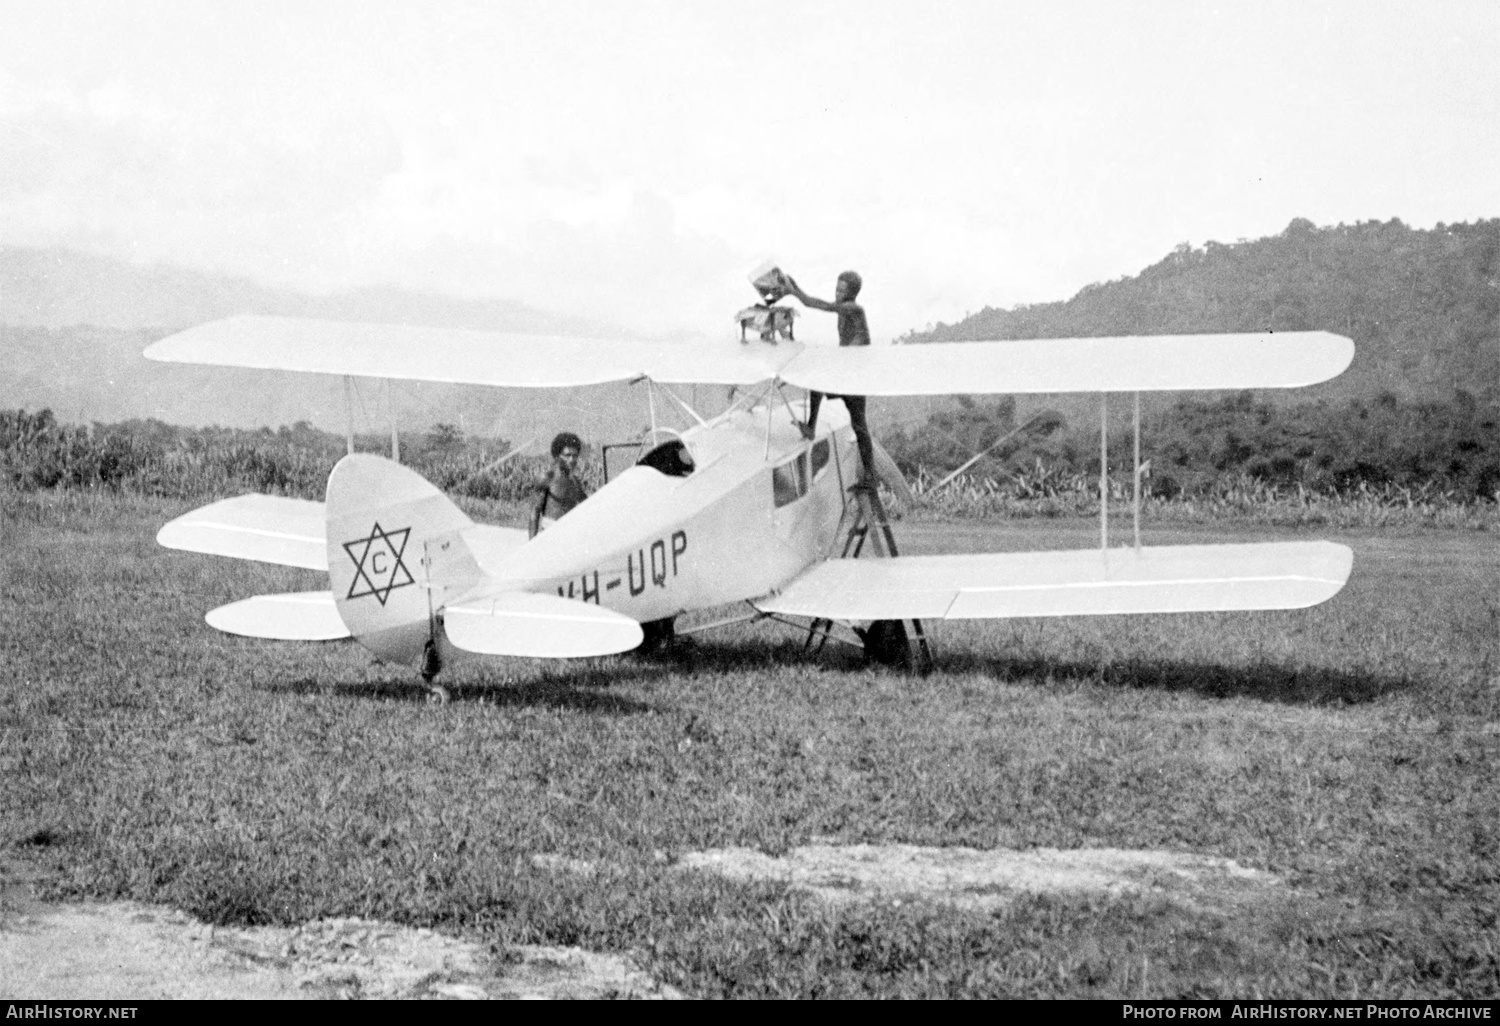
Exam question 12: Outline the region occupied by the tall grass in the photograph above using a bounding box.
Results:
[908,461,1500,530]
[0,409,584,505]
[4,409,1496,529]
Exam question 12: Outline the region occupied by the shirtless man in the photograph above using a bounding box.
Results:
[783,270,877,483]
[530,432,588,537]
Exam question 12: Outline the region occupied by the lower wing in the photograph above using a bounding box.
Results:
[755,542,1353,620]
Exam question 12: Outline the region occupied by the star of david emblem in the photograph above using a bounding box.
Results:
[342,521,415,605]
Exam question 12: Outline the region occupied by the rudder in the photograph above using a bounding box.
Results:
[325,454,480,663]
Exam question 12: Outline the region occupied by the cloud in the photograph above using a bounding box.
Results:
[4,2,1499,342]
[362,186,748,337]
[1,79,402,283]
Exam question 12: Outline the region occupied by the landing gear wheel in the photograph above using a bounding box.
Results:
[634,617,677,654]
[420,639,446,703]
[420,638,443,683]
[857,619,911,668]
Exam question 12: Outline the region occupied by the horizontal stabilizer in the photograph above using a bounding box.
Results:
[158,494,327,570]
[444,592,644,658]
[206,591,350,640]
[781,332,1354,395]
[756,541,1353,620]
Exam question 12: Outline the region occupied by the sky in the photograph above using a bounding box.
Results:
[3,0,1498,344]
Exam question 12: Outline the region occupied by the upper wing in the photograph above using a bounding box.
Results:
[145,317,1351,394]
[755,541,1353,620]
[144,315,795,387]
[778,332,1354,395]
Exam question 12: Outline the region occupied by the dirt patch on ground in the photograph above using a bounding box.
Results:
[0,902,680,1000]
[2,844,1279,997]
[679,843,1281,912]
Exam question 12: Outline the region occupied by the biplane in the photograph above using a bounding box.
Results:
[144,294,1355,696]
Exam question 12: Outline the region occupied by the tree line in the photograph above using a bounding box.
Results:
[879,218,1500,500]
[5,398,1497,508]
[881,390,1500,501]
[904,218,1500,401]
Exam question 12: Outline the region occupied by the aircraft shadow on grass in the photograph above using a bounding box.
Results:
[264,671,659,715]
[254,635,861,708]
[604,632,1414,708]
[635,635,1415,708]
[262,630,1412,709]
[937,651,1414,707]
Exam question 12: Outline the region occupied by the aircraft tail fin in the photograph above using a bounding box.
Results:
[325,454,481,663]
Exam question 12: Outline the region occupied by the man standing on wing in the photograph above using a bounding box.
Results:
[783,270,877,484]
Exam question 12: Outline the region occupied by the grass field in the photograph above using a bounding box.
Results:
[3,489,1497,998]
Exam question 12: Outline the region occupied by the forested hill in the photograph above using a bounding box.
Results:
[903,218,1500,401]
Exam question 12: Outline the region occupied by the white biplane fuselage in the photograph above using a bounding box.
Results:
[506,404,853,622]
[313,395,861,667]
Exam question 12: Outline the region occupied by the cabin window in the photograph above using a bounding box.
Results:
[637,439,695,478]
[772,453,808,507]
[810,439,830,478]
